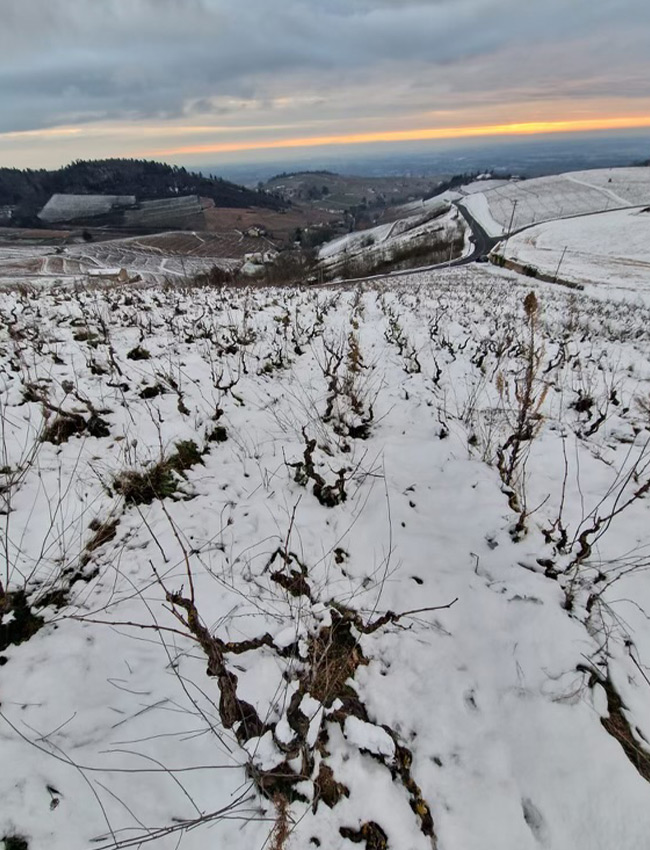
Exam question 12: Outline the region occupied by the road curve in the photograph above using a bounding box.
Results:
[317,201,500,286]
[453,201,500,262]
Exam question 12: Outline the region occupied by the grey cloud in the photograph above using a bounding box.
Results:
[0,0,648,136]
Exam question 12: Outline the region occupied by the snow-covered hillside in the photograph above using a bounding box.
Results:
[462,167,650,236]
[496,207,650,303]
[318,201,469,277]
[1,270,650,850]
[0,233,241,287]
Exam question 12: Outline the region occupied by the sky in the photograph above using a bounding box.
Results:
[1,0,649,170]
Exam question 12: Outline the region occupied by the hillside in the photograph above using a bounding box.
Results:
[1,269,650,850]
[317,199,469,277]
[494,206,650,301]
[460,167,650,236]
[0,230,267,286]
[0,159,286,225]
[262,170,449,215]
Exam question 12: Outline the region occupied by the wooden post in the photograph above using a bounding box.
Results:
[554,246,568,282]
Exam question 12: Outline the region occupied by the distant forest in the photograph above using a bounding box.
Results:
[267,170,338,181]
[0,158,286,225]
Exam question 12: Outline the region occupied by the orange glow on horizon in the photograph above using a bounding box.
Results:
[147,115,650,157]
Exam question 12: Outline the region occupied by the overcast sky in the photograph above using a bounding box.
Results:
[1,0,649,168]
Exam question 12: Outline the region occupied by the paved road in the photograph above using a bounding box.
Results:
[323,199,650,287]
[320,201,499,286]
[453,201,500,262]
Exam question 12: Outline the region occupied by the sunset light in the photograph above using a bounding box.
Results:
[148,115,650,158]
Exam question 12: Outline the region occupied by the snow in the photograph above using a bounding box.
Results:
[1,268,650,850]
[463,166,650,236]
[343,717,395,759]
[243,731,284,771]
[319,221,404,259]
[566,167,650,206]
[498,207,650,303]
[458,177,513,196]
[39,194,136,224]
[318,201,470,275]
[88,267,123,276]
[398,180,512,217]
[461,190,504,235]
[0,232,237,286]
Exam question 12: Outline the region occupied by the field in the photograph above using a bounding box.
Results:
[0,197,343,290]
[2,267,650,850]
[0,201,468,287]
[0,231,266,286]
[496,207,650,302]
[463,167,650,235]
[204,204,336,243]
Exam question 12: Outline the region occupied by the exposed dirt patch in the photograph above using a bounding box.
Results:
[126,346,151,361]
[313,763,350,810]
[340,822,388,850]
[305,612,368,705]
[2,836,29,850]
[0,590,44,652]
[114,439,203,505]
[82,518,120,566]
[41,412,110,444]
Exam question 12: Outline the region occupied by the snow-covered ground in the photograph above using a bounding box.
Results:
[318,202,470,276]
[463,167,650,236]
[398,179,513,217]
[456,177,512,196]
[497,207,650,303]
[1,269,650,850]
[0,233,237,287]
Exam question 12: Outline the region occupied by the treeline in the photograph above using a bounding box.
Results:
[0,158,286,225]
[266,170,337,181]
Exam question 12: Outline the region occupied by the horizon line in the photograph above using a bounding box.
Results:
[145,115,650,158]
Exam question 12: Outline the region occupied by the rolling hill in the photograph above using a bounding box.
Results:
[0,159,286,226]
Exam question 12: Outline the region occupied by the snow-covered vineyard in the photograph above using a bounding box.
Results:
[2,269,650,850]
[461,167,650,235]
[0,233,241,288]
[496,207,650,303]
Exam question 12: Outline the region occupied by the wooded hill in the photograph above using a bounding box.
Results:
[0,158,286,225]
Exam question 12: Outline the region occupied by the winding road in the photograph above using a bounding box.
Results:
[324,201,500,286]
